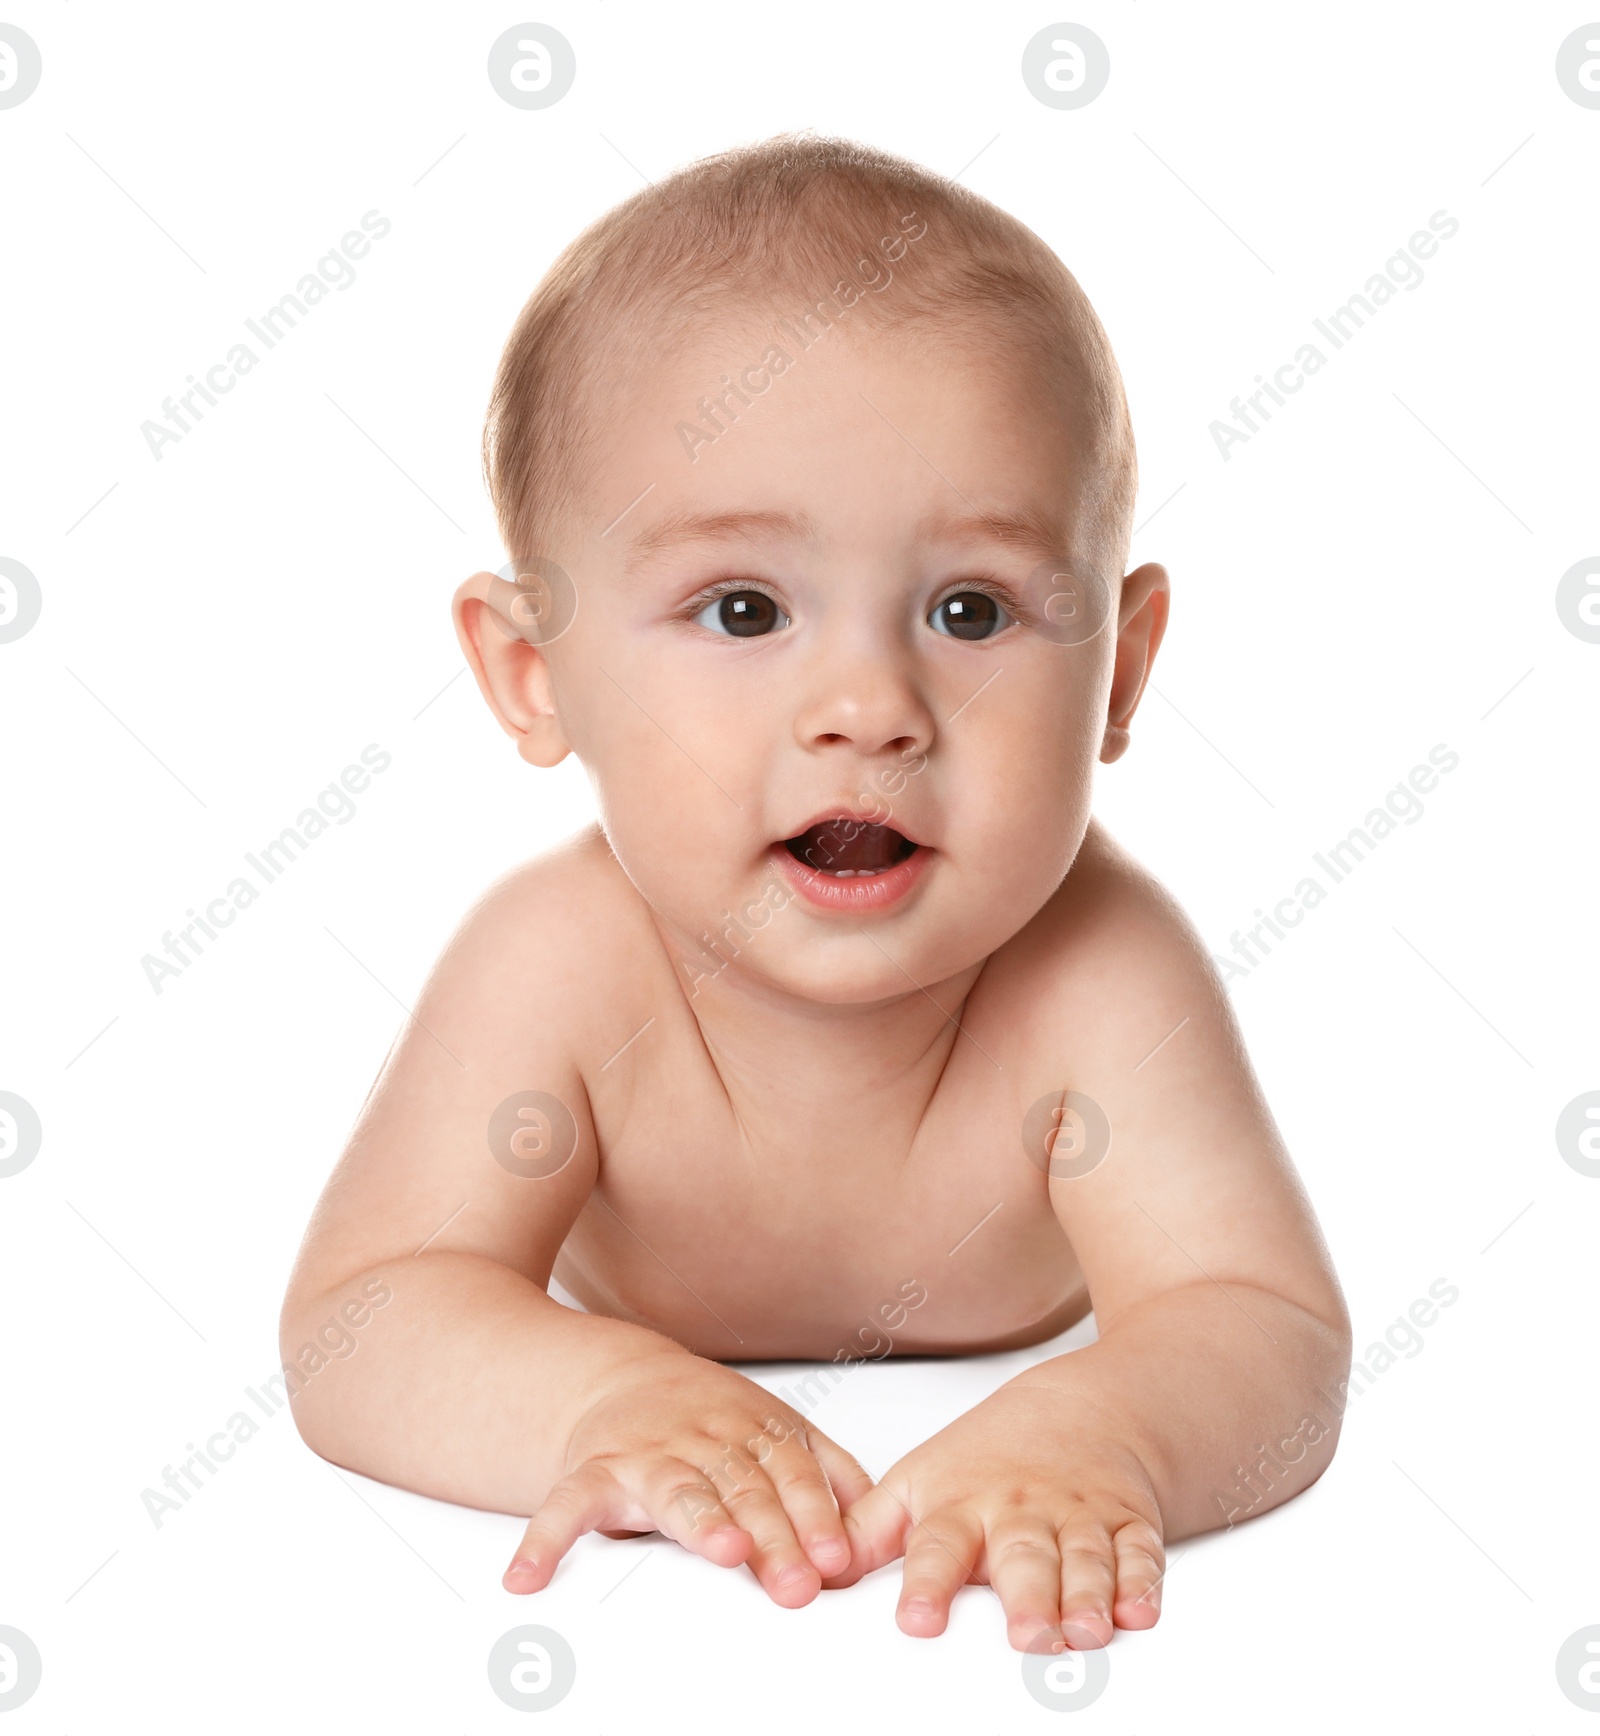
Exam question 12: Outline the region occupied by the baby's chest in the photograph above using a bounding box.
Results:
[555,1042,1086,1359]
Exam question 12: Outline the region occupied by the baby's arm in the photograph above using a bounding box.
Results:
[829,822,1352,1647]
[279,852,870,1602]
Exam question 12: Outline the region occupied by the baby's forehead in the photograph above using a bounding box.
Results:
[586,295,1124,556]
[632,276,1095,400]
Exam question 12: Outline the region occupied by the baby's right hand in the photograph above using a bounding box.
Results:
[502,1352,876,1606]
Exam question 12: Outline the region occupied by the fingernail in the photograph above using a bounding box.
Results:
[777,1563,814,1590]
[811,1536,848,1562]
[1061,1613,1110,1648]
[505,1556,539,1579]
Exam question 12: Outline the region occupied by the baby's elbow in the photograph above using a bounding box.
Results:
[274,1296,347,1461]
[1303,1306,1354,1475]
[1300,1280,1354,1403]
[271,1342,355,1471]
[1318,1298,1354,1390]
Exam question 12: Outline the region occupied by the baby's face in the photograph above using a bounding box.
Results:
[497,317,1162,1004]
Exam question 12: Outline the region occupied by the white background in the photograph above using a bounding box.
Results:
[2,2,1597,1728]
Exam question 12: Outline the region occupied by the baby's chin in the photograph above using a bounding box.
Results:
[694,931,985,1009]
[641,860,1014,1012]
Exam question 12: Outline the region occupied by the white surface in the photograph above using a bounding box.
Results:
[2,1,1596,1729]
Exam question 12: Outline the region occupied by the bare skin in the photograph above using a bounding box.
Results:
[280,314,1351,1654]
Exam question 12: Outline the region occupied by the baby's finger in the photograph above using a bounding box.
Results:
[504,1461,630,1593]
[706,1453,826,1607]
[1056,1519,1116,1650]
[642,1460,759,1570]
[985,1519,1067,1653]
[761,1433,855,1580]
[824,1480,913,1587]
[895,1506,982,1638]
[1110,1516,1166,1629]
[804,1425,877,1513]
[503,1460,747,1593]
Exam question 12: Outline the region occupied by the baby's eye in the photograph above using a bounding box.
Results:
[691,589,791,638]
[929,589,1014,642]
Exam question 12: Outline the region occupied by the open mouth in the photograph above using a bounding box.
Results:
[782,817,919,877]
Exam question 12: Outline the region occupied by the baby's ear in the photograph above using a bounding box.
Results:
[1099,562,1170,765]
[450,570,572,768]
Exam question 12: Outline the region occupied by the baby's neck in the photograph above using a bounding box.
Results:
[653,907,989,1135]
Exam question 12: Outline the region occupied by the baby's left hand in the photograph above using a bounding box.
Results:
[821,1383,1166,1650]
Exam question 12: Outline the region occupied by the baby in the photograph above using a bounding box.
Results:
[280,133,1351,1654]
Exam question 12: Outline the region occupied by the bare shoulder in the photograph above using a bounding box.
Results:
[981,816,1346,1335]
[423,820,664,1052]
[448,820,647,969]
[984,816,1227,1076]
[282,822,661,1305]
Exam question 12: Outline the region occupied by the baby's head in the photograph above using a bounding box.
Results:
[455,133,1169,1005]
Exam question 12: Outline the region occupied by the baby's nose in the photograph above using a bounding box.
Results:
[790,649,934,760]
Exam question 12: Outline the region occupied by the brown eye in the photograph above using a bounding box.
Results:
[693,589,789,638]
[931,590,1010,641]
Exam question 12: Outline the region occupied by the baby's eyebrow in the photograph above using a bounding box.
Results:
[619,503,1066,576]
[913,506,1066,566]
[622,508,816,573]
